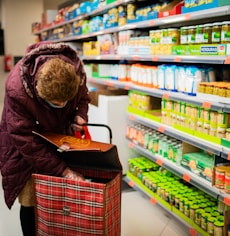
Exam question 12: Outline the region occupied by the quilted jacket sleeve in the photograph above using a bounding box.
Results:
[4,83,68,177]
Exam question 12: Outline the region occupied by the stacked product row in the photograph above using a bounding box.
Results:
[85,62,218,97]
[126,122,214,183]
[127,90,230,142]
[161,98,230,139]
[82,20,230,56]
[128,156,226,235]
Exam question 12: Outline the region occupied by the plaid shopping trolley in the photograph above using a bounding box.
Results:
[32,126,122,236]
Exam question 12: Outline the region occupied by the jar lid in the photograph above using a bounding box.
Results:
[208,217,215,222]
[214,220,224,227]
[212,22,222,26]
[222,21,230,25]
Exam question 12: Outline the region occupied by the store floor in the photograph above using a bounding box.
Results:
[0,71,190,236]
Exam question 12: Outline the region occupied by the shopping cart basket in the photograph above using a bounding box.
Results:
[32,124,122,236]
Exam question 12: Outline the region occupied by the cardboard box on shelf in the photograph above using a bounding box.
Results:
[91,64,111,79]
[158,0,184,18]
[83,41,100,56]
[181,143,214,182]
[97,33,118,55]
[89,88,128,106]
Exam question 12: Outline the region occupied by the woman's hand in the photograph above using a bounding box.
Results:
[72,115,86,131]
[62,167,85,181]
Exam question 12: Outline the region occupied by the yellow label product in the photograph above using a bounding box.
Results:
[207,217,215,235]
[215,166,226,189]
[210,111,218,136]
[212,22,222,43]
[203,108,211,134]
[180,26,188,45]
[225,171,230,193]
[221,21,230,43]
[213,220,224,236]
[217,111,229,133]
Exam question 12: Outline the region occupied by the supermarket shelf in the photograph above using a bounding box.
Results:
[221,147,230,159]
[127,141,230,205]
[33,0,134,35]
[127,140,220,199]
[83,54,229,65]
[127,112,223,156]
[35,6,230,42]
[123,173,206,236]
[88,78,225,111]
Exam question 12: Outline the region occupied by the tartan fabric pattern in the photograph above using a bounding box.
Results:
[33,169,121,236]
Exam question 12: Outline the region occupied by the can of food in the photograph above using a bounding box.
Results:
[201,212,209,231]
[195,208,204,226]
[217,111,229,134]
[197,106,204,132]
[207,217,215,235]
[184,200,191,217]
[215,166,226,189]
[226,128,230,141]
[188,204,198,219]
[213,220,224,236]
[210,111,218,136]
[190,106,198,130]
[203,108,211,134]
[225,171,230,193]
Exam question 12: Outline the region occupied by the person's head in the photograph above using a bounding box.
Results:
[36,57,80,107]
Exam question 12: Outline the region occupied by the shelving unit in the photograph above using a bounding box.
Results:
[35,5,230,44]
[88,77,228,111]
[83,54,230,64]
[123,173,211,236]
[34,1,230,234]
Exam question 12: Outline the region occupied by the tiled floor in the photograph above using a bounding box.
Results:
[0,70,190,236]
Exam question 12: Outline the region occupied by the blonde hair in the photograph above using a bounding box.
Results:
[36,58,80,102]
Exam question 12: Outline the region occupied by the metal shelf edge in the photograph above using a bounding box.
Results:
[83,55,226,64]
[123,175,202,236]
[127,112,222,155]
[128,141,219,199]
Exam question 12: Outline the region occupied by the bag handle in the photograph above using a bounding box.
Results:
[75,123,112,144]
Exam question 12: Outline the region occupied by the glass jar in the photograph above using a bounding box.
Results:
[180,26,188,44]
[215,166,226,189]
[187,26,196,44]
[203,23,212,44]
[195,24,204,44]
[212,22,222,43]
[221,21,230,43]
[213,220,224,236]
[207,217,215,235]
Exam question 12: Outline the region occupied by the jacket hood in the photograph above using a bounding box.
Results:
[20,42,85,98]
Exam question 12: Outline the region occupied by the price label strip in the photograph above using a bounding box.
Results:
[128,181,135,188]
[183,174,191,183]
[224,197,230,206]
[156,159,163,166]
[202,101,212,109]
[128,142,134,149]
[189,228,197,236]
[150,197,157,205]
[158,126,165,133]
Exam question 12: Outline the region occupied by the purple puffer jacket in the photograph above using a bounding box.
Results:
[0,42,91,209]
